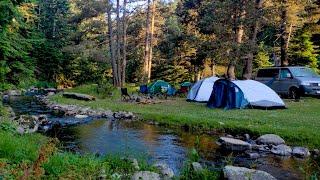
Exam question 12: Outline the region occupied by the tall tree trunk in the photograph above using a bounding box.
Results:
[280,0,289,66]
[107,1,118,86]
[116,0,122,86]
[285,23,293,50]
[143,0,151,83]
[242,0,263,80]
[147,0,156,82]
[227,1,245,80]
[122,0,127,86]
[211,59,215,76]
[38,2,41,30]
[106,0,118,86]
[194,65,201,81]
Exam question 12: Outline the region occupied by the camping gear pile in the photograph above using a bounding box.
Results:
[187,77,286,110]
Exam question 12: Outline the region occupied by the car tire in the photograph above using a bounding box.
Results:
[289,87,300,100]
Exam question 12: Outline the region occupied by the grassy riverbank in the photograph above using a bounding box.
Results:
[0,104,150,179]
[0,102,219,179]
[51,84,320,148]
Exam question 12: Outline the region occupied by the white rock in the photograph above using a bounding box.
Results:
[129,158,140,170]
[245,152,260,159]
[131,171,160,180]
[218,137,251,151]
[75,114,88,119]
[256,134,285,145]
[17,126,25,135]
[292,147,310,158]
[244,134,250,141]
[191,162,203,172]
[224,165,276,180]
[153,162,174,178]
[47,92,55,96]
[271,144,292,156]
[2,95,9,102]
[7,90,22,96]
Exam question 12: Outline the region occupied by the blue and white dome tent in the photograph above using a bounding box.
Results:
[187,76,219,102]
[207,79,286,109]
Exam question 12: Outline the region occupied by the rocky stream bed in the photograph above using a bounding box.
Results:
[2,89,319,179]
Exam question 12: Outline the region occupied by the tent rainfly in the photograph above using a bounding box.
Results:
[148,80,176,96]
[207,79,286,109]
[187,76,219,102]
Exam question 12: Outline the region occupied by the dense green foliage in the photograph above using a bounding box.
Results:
[1,0,319,89]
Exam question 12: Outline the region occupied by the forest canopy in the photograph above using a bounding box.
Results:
[0,0,319,89]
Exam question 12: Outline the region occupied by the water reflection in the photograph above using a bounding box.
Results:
[6,96,307,179]
[56,120,306,179]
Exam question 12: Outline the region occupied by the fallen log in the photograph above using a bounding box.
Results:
[63,92,96,101]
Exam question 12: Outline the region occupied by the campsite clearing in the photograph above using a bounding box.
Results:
[50,85,320,148]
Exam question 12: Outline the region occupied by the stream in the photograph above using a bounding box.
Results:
[6,95,307,179]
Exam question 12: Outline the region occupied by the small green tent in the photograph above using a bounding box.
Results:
[181,82,192,87]
[148,80,176,95]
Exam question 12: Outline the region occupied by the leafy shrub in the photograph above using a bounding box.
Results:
[34,81,56,88]
[55,74,75,89]
[97,80,115,98]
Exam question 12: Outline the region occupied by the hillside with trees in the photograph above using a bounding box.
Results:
[1,0,319,89]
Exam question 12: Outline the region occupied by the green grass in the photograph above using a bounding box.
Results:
[0,105,158,179]
[51,84,320,148]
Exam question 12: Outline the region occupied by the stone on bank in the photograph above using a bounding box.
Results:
[256,134,285,145]
[223,165,276,180]
[131,171,160,180]
[217,137,251,151]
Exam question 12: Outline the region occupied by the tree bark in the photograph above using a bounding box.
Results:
[116,0,122,86]
[280,0,289,66]
[143,0,151,83]
[211,58,215,76]
[285,23,293,50]
[106,0,118,86]
[122,0,127,86]
[242,0,263,80]
[147,0,156,82]
[227,1,245,80]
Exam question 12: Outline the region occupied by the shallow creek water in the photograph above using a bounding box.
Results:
[6,96,307,179]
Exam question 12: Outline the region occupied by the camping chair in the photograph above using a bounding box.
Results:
[121,88,131,101]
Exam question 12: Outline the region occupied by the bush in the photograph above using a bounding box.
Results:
[34,81,56,88]
[97,80,115,98]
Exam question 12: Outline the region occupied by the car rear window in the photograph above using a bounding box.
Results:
[257,69,279,78]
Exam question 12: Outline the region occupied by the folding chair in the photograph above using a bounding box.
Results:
[121,88,131,101]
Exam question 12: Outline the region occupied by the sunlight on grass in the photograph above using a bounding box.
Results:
[51,85,320,148]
